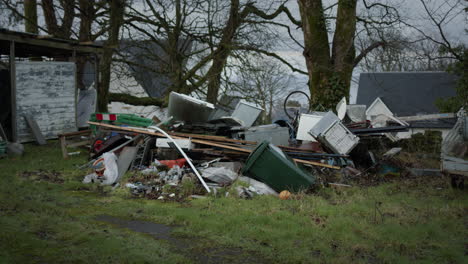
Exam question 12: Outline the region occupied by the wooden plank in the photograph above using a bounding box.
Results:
[57,129,91,137]
[293,159,341,170]
[24,115,47,145]
[88,122,339,169]
[60,135,68,158]
[66,140,89,148]
[168,131,257,145]
[0,30,104,54]
[190,138,252,153]
[399,113,455,121]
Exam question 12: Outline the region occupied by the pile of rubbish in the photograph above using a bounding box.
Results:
[77,91,467,198]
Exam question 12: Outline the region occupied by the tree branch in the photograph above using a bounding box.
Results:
[353,41,385,67]
[109,92,165,106]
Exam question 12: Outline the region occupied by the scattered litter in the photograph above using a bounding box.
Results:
[76,91,461,199]
[237,176,278,196]
[383,148,402,158]
[279,190,291,200]
[201,167,238,184]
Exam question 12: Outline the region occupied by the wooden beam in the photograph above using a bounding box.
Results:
[292,159,340,170]
[168,131,257,145]
[0,31,103,55]
[72,49,78,130]
[10,41,17,142]
[398,113,456,122]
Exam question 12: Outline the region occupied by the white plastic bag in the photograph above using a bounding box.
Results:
[238,176,278,196]
[201,167,238,184]
[102,152,119,185]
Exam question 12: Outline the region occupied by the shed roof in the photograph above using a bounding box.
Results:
[0,28,103,57]
[356,72,458,116]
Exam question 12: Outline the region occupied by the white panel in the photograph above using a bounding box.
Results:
[156,138,193,150]
[15,62,76,143]
[296,113,323,141]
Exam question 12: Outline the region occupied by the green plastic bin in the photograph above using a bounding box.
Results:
[243,141,315,192]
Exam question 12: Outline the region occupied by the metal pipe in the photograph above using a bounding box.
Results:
[148,126,211,193]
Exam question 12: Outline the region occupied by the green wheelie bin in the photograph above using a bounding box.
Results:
[242,141,315,192]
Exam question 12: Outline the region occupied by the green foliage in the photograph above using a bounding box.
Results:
[436,48,468,112]
[399,131,443,154]
[314,73,348,109]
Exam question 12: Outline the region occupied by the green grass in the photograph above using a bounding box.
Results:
[0,141,467,263]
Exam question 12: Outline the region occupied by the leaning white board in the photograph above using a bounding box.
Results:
[15,62,76,143]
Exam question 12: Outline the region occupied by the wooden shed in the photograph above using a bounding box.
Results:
[0,28,103,143]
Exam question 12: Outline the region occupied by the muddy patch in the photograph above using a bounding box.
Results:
[20,170,64,183]
[96,215,266,264]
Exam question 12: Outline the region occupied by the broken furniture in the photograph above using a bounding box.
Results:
[441,109,468,188]
[58,130,92,158]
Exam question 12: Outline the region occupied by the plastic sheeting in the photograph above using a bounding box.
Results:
[201,167,238,184]
[441,109,467,158]
[77,89,97,128]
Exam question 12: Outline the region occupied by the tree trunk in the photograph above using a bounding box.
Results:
[297,0,332,107]
[298,0,358,109]
[41,0,75,39]
[97,0,125,112]
[205,0,242,104]
[331,0,357,101]
[24,0,38,34]
[77,0,95,90]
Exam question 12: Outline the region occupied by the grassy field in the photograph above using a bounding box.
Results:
[0,141,467,263]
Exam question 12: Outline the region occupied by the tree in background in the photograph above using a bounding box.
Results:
[24,0,38,34]
[295,0,400,108]
[120,0,302,105]
[229,56,293,123]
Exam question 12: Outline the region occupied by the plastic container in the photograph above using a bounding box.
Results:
[242,141,315,192]
[89,113,153,133]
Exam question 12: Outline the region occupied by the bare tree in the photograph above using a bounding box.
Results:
[119,0,299,105]
[294,0,401,108]
[229,56,293,124]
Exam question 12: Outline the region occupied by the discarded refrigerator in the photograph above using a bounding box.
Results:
[309,111,359,155]
[167,92,215,123]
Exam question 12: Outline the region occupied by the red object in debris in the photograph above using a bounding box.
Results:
[159,158,187,168]
[93,139,104,152]
[95,113,117,121]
